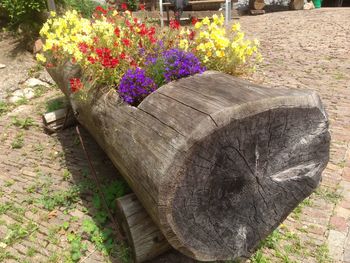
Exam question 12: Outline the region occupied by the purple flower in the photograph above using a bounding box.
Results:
[162,49,206,82]
[118,68,157,106]
[146,48,205,85]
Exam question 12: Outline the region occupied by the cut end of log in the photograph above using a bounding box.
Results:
[157,73,330,261]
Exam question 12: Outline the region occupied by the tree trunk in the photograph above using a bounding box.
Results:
[47,64,330,261]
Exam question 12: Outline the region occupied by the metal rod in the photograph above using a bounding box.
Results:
[75,125,125,241]
[47,0,56,11]
[225,0,231,25]
[160,0,164,27]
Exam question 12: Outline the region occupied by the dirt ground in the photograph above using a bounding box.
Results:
[0,7,349,263]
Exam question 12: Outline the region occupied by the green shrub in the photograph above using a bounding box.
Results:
[0,0,47,28]
[61,0,104,18]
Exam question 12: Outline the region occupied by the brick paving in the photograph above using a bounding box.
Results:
[0,7,349,263]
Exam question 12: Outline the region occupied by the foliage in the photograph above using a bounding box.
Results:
[67,232,87,261]
[124,0,139,11]
[39,186,80,211]
[11,132,24,149]
[12,117,36,129]
[60,0,103,18]
[0,0,46,28]
[0,101,10,116]
[3,222,38,245]
[45,97,67,112]
[251,249,269,263]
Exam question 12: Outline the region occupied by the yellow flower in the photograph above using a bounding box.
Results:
[231,23,241,32]
[36,53,46,63]
[202,17,210,25]
[199,31,209,39]
[40,23,50,36]
[215,50,225,58]
[179,39,189,51]
[50,11,56,17]
[194,21,202,29]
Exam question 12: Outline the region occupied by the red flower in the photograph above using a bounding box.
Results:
[189,30,195,40]
[70,78,83,93]
[149,35,156,44]
[114,27,120,37]
[191,17,198,25]
[169,19,180,30]
[121,3,128,10]
[122,38,131,46]
[78,42,89,54]
[110,58,119,67]
[120,52,126,60]
[138,24,147,36]
[87,56,96,64]
[139,3,145,10]
[95,6,107,14]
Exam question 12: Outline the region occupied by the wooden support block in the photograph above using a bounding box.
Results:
[116,194,171,263]
[42,107,76,133]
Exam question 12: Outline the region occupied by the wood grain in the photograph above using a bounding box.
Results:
[116,194,171,262]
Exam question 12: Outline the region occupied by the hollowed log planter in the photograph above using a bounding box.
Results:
[47,64,330,262]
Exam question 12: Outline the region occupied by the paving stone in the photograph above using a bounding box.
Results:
[328,230,347,262]
[330,216,349,232]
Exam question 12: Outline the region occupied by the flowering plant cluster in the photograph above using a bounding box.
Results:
[37,7,261,105]
[177,14,262,75]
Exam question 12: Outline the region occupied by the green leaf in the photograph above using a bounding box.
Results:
[67,233,76,243]
[71,251,81,261]
[62,222,70,230]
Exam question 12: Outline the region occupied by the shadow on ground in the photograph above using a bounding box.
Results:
[53,120,200,262]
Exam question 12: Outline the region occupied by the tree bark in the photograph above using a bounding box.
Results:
[47,65,330,261]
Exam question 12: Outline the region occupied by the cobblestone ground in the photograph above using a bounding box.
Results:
[0,7,349,263]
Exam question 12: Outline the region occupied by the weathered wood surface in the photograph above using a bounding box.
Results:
[249,0,265,10]
[290,0,304,10]
[42,107,76,133]
[47,64,330,261]
[116,194,171,262]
